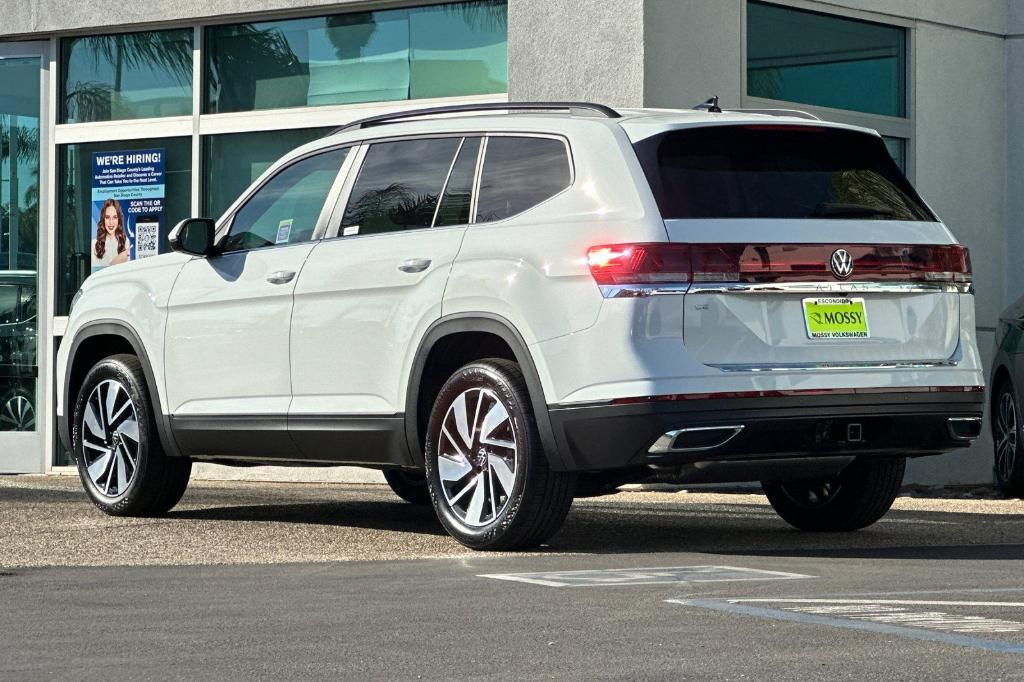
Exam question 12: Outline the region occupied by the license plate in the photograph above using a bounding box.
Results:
[802,297,869,339]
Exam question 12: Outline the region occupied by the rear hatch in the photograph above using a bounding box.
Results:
[631,123,969,369]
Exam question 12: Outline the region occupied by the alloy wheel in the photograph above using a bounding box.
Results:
[80,379,140,498]
[0,394,34,431]
[995,390,1019,483]
[437,387,518,527]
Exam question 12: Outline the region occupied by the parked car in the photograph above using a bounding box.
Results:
[990,298,1024,495]
[56,101,985,549]
[0,270,36,432]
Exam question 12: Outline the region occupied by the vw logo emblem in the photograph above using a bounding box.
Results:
[830,248,854,279]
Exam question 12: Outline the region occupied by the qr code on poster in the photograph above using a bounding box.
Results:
[135,221,159,259]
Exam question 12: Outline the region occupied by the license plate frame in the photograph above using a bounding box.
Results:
[802,297,870,340]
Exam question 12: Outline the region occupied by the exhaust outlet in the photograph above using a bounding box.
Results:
[947,417,982,442]
[649,425,745,454]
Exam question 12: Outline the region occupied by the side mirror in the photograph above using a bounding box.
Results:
[169,218,217,257]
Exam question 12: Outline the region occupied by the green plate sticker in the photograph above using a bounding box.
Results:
[803,297,869,339]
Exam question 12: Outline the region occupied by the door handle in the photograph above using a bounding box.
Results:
[266,270,296,285]
[398,258,432,274]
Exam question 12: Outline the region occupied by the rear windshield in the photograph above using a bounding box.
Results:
[634,126,935,221]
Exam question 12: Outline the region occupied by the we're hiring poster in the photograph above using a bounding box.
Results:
[90,149,165,273]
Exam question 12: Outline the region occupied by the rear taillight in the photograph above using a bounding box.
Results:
[586,244,691,285]
[587,243,972,285]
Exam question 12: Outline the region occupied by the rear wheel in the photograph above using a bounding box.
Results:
[993,380,1024,496]
[72,354,191,516]
[424,358,575,550]
[762,457,905,532]
[383,469,430,505]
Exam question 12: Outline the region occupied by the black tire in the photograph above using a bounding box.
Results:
[762,457,905,532]
[383,469,431,505]
[72,354,191,516]
[993,380,1024,496]
[424,358,575,550]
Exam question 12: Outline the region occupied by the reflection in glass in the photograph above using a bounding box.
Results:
[435,137,481,227]
[203,128,334,220]
[747,1,906,118]
[61,29,193,123]
[342,137,462,234]
[205,1,507,114]
[57,138,191,316]
[222,148,349,252]
[475,137,571,223]
[0,57,39,432]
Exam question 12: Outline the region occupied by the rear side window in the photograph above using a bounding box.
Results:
[635,126,934,221]
[475,137,571,223]
[222,147,349,253]
[342,137,462,235]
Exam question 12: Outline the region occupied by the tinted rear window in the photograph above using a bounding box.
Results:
[635,126,934,221]
[475,137,571,223]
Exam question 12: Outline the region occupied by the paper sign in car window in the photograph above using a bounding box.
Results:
[276,219,293,244]
[343,225,360,237]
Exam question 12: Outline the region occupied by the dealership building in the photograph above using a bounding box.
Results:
[0,0,1019,485]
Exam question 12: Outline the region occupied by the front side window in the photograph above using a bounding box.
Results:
[222,148,349,253]
[475,137,571,223]
[203,128,335,221]
[341,137,462,235]
[61,29,193,123]
[635,126,933,221]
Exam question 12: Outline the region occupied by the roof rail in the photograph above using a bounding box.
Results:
[329,101,622,135]
[723,108,820,121]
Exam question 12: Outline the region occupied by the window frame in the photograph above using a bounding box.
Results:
[741,0,915,180]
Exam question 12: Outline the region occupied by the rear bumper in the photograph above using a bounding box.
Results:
[547,388,985,473]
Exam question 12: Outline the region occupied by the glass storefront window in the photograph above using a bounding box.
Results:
[747,1,906,118]
[61,29,193,124]
[0,57,40,433]
[202,128,334,220]
[57,138,191,316]
[205,0,507,114]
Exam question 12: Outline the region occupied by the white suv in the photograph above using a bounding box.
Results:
[57,101,985,550]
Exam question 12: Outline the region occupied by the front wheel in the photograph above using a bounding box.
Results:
[72,354,191,516]
[762,457,905,532]
[424,359,575,550]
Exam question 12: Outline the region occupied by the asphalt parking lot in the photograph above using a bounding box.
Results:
[3,475,1024,679]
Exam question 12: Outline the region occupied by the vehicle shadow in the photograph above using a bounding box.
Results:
[545,496,1024,560]
[170,500,449,537]
[168,488,1024,560]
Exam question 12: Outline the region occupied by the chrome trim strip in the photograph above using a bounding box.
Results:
[687,281,973,295]
[599,281,973,299]
[648,425,745,454]
[713,339,963,373]
[599,284,690,298]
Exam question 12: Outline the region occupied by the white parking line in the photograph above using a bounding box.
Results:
[479,565,814,588]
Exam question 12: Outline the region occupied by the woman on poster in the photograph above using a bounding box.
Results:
[91,198,132,271]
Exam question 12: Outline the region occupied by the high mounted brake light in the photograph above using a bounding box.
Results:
[587,244,972,285]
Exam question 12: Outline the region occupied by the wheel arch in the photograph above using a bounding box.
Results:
[61,320,182,458]
[404,313,568,470]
